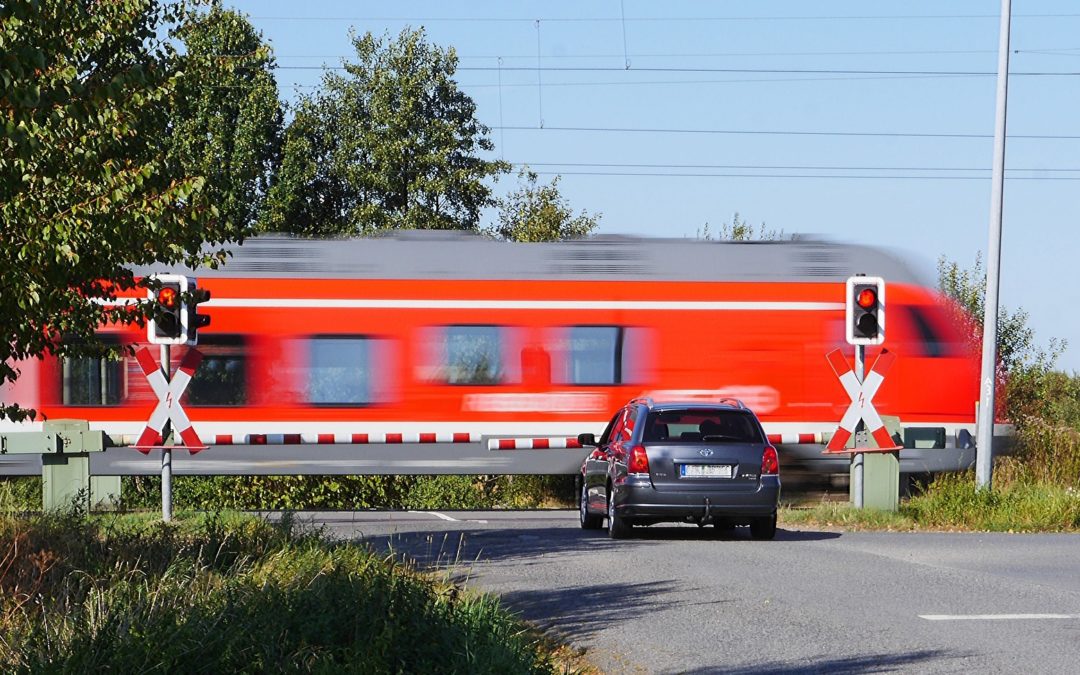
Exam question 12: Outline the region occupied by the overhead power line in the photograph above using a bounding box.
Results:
[529,171,1080,180]
[263,46,1078,61]
[274,64,1079,77]
[515,161,1080,172]
[250,14,1080,23]
[494,125,1080,140]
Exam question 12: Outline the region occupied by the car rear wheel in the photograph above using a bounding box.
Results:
[750,512,777,540]
[580,481,603,530]
[607,486,631,539]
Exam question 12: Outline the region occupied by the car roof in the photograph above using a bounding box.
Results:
[638,400,755,414]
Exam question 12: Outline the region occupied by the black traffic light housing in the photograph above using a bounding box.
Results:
[845,276,885,346]
[147,274,210,345]
[150,278,184,343]
[187,287,212,345]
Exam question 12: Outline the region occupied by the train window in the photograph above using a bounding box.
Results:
[444,325,505,385]
[61,336,126,405]
[186,336,247,406]
[555,326,625,385]
[307,336,378,405]
[904,305,966,358]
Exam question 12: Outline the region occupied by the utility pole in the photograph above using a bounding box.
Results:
[976,0,1012,489]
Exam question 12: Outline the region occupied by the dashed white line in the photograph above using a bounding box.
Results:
[919,614,1080,621]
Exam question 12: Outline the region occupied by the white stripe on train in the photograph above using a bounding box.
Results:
[205,299,844,311]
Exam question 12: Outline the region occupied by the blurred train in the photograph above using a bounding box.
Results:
[1,232,1003,473]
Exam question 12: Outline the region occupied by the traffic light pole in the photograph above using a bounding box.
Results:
[160,344,173,523]
[853,344,865,508]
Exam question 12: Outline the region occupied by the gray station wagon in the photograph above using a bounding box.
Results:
[578,398,781,539]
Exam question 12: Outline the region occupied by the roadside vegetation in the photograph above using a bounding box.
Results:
[0,504,579,673]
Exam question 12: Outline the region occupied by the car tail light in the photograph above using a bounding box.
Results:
[761,446,779,476]
[628,445,650,474]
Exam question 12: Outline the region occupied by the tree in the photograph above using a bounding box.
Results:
[169,1,282,232]
[698,212,786,241]
[262,28,507,236]
[937,253,1064,376]
[0,1,248,421]
[937,253,1066,422]
[490,168,600,242]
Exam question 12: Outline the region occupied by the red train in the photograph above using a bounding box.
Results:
[1,233,1001,473]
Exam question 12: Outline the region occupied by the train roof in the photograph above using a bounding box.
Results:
[137,231,927,285]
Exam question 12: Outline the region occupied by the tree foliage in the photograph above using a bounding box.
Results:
[262,28,507,236]
[169,1,282,232]
[0,1,248,421]
[937,253,1064,376]
[698,212,786,241]
[490,168,600,242]
[937,253,1067,424]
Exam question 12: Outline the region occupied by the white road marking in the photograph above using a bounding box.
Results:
[919,614,1080,621]
[406,511,487,524]
[409,510,460,522]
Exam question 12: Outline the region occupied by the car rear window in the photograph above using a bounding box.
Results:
[644,409,762,443]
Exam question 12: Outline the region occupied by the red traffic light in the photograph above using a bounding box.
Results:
[158,286,178,309]
[856,288,877,309]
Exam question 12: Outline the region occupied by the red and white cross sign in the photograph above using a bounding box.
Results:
[133,347,206,454]
[825,348,902,453]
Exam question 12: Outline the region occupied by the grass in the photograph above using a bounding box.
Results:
[0,505,581,674]
[782,471,1080,533]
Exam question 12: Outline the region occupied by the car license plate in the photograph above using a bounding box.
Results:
[681,464,733,479]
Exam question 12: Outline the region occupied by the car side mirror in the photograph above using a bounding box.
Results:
[577,433,598,447]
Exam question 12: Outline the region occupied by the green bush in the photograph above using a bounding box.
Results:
[120,474,576,511]
[0,477,40,511]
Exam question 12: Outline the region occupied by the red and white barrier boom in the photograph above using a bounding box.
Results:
[824,348,901,453]
[133,347,207,453]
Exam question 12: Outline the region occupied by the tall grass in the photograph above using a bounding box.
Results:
[0,509,566,673]
[996,417,1080,488]
[903,471,1080,531]
[782,472,1080,533]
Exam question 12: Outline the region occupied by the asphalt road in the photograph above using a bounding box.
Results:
[282,510,1080,674]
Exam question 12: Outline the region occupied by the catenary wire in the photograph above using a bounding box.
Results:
[527,171,1080,180]
[493,125,1080,140]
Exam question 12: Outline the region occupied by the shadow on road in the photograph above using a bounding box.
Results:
[355,523,842,573]
[613,526,842,542]
[500,580,684,642]
[665,648,968,674]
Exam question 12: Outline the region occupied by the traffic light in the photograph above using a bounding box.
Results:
[845,276,885,346]
[147,274,208,345]
[149,276,185,344]
[187,286,211,345]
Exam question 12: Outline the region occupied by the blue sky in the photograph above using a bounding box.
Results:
[225,0,1080,372]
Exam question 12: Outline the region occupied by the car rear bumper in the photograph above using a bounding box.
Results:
[613,476,780,521]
